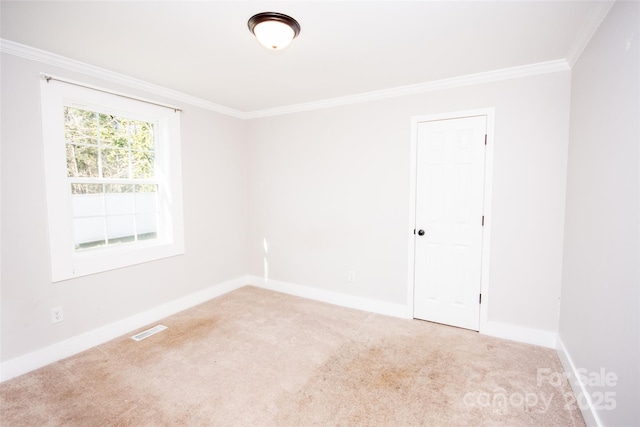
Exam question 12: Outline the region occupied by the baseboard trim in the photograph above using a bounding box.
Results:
[556,336,601,427]
[0,276,248,382]
[248,276,559,349]
[1,276,563,382]
[247,276,410,319]
[480,320,557,348]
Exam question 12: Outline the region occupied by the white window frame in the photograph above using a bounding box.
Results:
[40,77,185,282]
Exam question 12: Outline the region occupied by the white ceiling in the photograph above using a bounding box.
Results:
[1,1,607,114]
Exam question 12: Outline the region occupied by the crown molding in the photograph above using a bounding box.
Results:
[245,59,571,119]
[2,38,570,120]
[566,0,615,68]
[0,38,246,119]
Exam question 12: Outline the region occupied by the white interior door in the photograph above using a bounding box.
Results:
[413,115,487,331]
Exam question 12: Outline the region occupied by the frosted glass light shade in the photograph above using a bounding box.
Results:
[254,20,295,50]
[248,12,301,51]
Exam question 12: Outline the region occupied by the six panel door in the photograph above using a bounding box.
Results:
[413,115,487,331]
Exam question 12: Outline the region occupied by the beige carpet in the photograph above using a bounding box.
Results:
[1,286,584,426]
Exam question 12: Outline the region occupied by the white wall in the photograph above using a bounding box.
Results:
[559,1,640,426]
[0,54,248,363]
[247,71,571,336]
[1,43,574,375]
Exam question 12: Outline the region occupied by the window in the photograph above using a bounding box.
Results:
[40,77,184,282]
[65,107,159,250]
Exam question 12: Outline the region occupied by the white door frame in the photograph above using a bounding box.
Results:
[407,108,495,333]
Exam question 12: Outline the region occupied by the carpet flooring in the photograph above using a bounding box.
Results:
[0,286,585,426]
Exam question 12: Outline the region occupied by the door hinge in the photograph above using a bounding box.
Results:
[484,134,487,145]
[482,216,485,226]
[479,293,482,304]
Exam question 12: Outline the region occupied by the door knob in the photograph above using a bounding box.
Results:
[418,229,425,236]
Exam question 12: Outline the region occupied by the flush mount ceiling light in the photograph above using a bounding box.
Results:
[248,12,301,50]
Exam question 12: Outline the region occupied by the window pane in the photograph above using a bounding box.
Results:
[100,114,129,148]
[137,232,157,241]
[101,148,130,178]
[74,217,105,250]
[105,183,133,194]
[136,184,157,193]
[105,185,134,215]
[130,120,154,151]
[64,107,98,145]
[106,215,136,244]
[71,183,103,194]
[99,113,113,146]
[67,145,98,178]
[136,213,157,240]
[135,186,157,213]
[132,151,155,179]
[135,185,158,240]
[72,189,104,218]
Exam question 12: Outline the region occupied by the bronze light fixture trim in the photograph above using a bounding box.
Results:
[248,12,301,50]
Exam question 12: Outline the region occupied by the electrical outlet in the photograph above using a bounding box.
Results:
[348,271,356,283]
[51,307,64,324]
